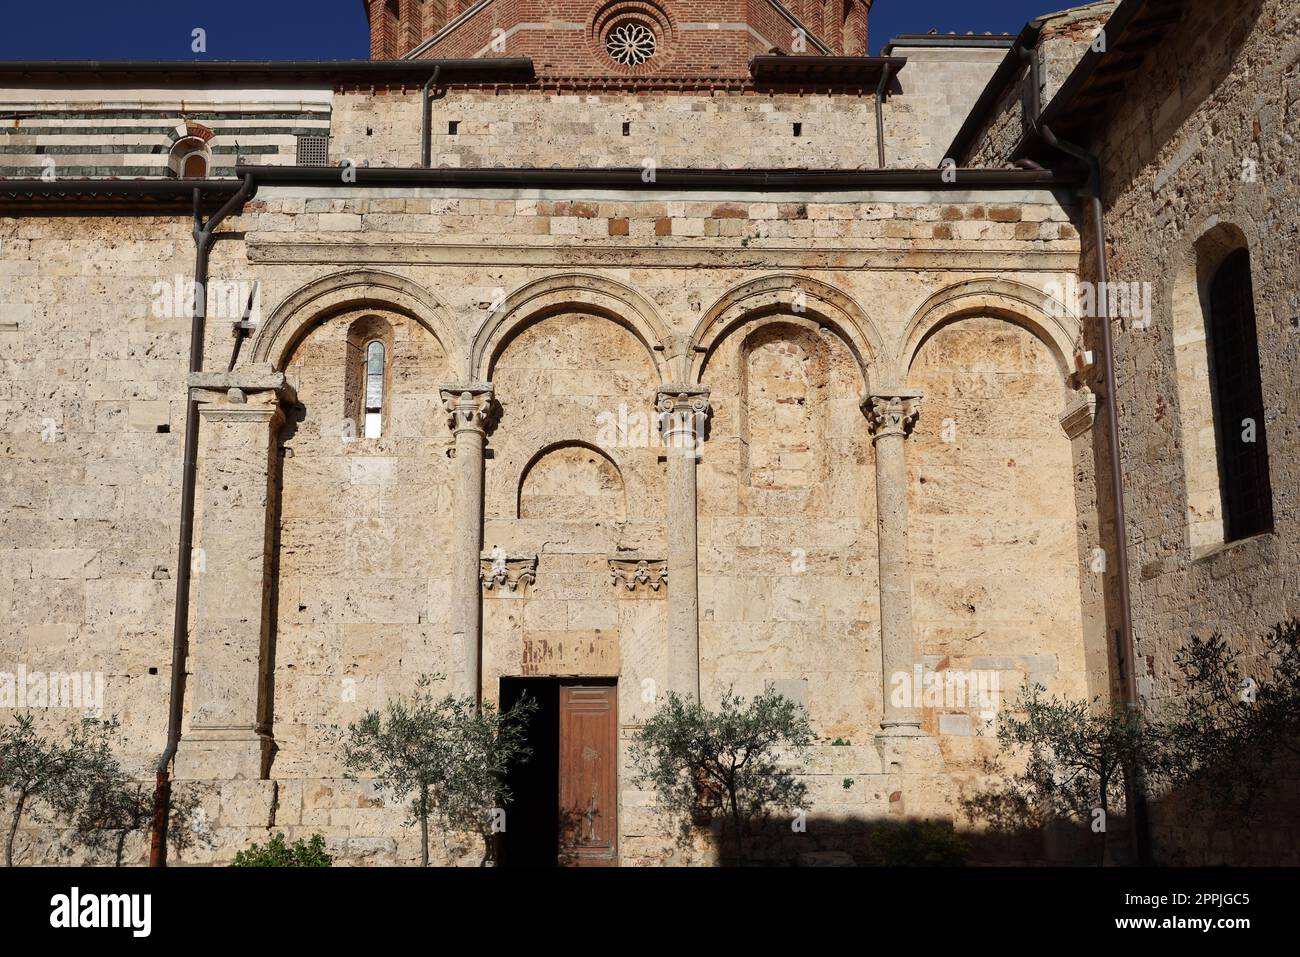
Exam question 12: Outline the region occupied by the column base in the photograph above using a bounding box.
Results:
[173,730,274,781]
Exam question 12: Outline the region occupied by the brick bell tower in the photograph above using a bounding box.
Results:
[364,0,873,71]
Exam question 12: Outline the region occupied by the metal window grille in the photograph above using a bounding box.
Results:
[296,134,330,167]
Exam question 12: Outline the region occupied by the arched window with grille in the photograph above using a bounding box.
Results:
[363,339,386,438]
[1206,247,1273,541]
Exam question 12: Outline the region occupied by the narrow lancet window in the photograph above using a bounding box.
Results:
[364,340,385,438]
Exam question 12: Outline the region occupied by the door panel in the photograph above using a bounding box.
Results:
[558,684,617,866]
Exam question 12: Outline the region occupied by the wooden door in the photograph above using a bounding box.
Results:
[558,684,617,866]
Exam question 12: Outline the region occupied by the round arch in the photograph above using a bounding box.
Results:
[515,439,628,521]
[899,278,1080,389]
[250,269,462,373]
[470,273,671,383]
[688,275,885,388]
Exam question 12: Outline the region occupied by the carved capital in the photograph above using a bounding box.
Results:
[655,384,710,445]
[480,549,537,593]
[608,556,668,592]
[440,383,495,435]
[862,392,922,442]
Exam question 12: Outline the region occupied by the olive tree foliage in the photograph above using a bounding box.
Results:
[0,714,128,867]
[1160,620,1300,820]
[337,675,537,867]
[959,685,1169,865]
[630,687,813,864]
[71,769,205,866]
[961,621,1300,863]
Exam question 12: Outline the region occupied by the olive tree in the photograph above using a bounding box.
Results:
[630,687,813,864]
[959,685,1169,865]
[1161,620,1300,819]
[0,714,122,866]
[338,675,536,866]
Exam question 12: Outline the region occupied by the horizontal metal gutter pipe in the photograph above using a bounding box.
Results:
[0,58,534,78]
[235,165,1071,190]
[0,179,240,198]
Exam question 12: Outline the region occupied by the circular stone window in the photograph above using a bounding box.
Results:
[605,20,656,66]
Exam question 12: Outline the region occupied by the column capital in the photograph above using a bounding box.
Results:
[655,383,710,414]
[655,384,710,446]
[439,382,495,435]
[862,391,922,442]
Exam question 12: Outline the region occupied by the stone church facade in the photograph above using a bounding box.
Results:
[0,0,1295,865]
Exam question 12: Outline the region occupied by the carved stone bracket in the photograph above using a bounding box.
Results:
[862,391,922,442]
[189,366,297,410]
[609,556,668,592]
[480,550,537,593]
[1059,387,1098,439]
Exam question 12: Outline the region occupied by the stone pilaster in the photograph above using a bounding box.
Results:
[175,371,295,780]
[440,383,494,702]
[656,385,710,701]
[864,391,923,734]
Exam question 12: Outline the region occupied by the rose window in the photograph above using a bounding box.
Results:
[605,21,656,66]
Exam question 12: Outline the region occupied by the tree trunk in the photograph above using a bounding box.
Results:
[419,785,430,866]
[1099,784,1112,867]
[7,794,27,867]
[728,788,744,865]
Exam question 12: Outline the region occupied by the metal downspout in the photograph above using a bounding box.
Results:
[149,173,257,867]
[1039,124,1150,865]
[421,66,442,168]
[875,63,890,168]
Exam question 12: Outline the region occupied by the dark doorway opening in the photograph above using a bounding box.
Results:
[498,677,619,867]
[499,677,560,867]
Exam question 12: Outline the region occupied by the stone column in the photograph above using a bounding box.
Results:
[656,385,710,701]
[864,391,923,733]
[440,384,494,703]
[175,371,294,780]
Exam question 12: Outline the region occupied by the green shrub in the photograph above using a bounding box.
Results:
[872,821,970,866]
[230,832,332,867]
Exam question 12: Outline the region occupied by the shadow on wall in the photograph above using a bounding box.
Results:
[676,813,1101,867]
[673,763,1300,867]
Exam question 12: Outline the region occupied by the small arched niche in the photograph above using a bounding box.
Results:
[344,315,395,440]
[518,442,626,521]
[738,322,829,492]
[168,136,211,179]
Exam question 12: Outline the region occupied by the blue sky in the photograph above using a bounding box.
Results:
[0,1,1051,59]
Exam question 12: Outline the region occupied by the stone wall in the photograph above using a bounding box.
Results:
[1082,0,1300,863]
[1,180,1102,864]
[0,213,197,863]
